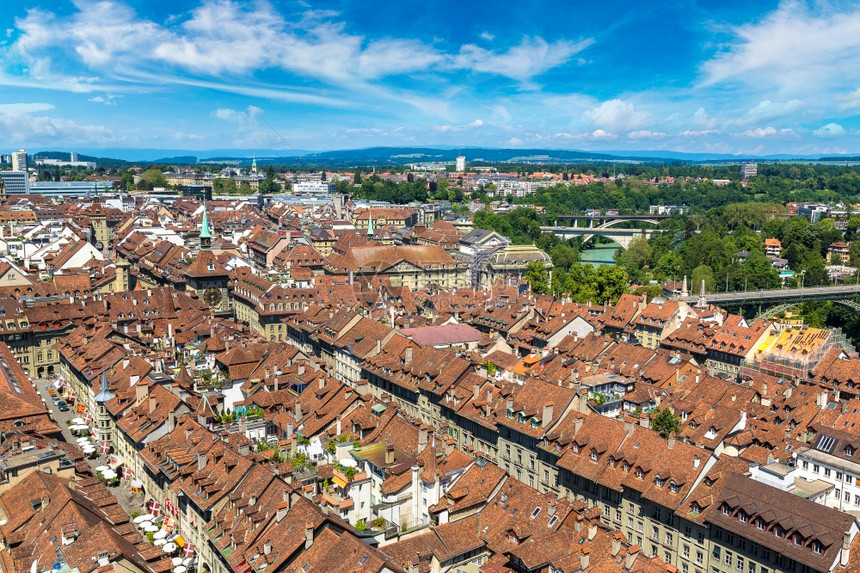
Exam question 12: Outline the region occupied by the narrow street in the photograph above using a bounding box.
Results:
[33,378,146,517]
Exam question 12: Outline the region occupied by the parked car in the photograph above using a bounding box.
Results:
[48,388,57,397]
[57,401,69,412]
[52,396,61,405]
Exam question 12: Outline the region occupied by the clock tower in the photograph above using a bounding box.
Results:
[184,201,230,315]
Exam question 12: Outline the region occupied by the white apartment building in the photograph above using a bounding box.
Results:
[794,429,860,512]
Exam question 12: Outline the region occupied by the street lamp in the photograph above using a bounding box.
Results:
[800,270,806,289]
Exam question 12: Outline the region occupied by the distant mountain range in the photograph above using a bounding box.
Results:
[36,146,860,168]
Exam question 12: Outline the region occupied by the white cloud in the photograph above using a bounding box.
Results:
[701,1,860,96]
[452,36,592,82]
[839,87,860,110]
[480,31,495,41]
[0,110,112,143]
[211,105,262,124]
[88,94,119,105]
[742,99,804,123]
[587,129,616,140]
[743,126,778,138]
[0,102,54,114]
[508,137,523,146]
[814,123,845,136]
[433,119,485,132]
[627,130,668,139]
[583,99,652,132]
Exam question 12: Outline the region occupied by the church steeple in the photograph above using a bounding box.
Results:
[366,205,374,237]
[200,199,212,250]
[251,154,257,174]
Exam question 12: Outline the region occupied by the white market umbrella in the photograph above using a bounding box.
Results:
[71,417,85,424]
[95,465,110,472]
[153,530,168,540]
[133,515,151,524]
[154,539,166,547]
[162,543,177,554]
[172,558,184,566]
[174,567,187,573]
[102,470,117,479]
[144,525,159,533]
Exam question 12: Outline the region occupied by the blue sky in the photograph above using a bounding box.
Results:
[2,0,860,156]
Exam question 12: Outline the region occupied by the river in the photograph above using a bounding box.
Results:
[579,245,620,267]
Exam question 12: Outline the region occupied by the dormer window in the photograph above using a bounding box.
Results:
[756,518,764,530]
[623,463,629,472]
[813,542,822,555]
[208,263,216,271]
[655,476,665,487]
[590,451,597,462]
[847,446,855,456]
[572,444,579,454]
[793,533,802,546]
[738,511,747,523]
[722,504,730,516]
[636,469,643,479]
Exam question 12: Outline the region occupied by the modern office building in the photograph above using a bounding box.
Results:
[455,155,466,172]
[0,171,29,195]
[11,149,27,172]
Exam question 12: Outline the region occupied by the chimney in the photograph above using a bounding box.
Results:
[135,382,148,407]
[385,445,395,465]
[276,502,288,522]
[149,394,157,414]
[298,364,305,376]
[376,339,382,354]
[580,547,590,570]
[304,523,314,549]
[407,561,419,573]
[625,546,640,570]
[263,540,271,556]
[473,382,480,400]
[667,433,676,449]
[640,413,651,429]
[485,389,492,418]
[694,456,700,469]
[197,453,206,471]
[418,427,428,453]
[542,403,554,428]
[574,416,583,435]
[587,522,597,541]
[818,391,829,409]
[611,532,622,557]
[574,515,583,532]
[405,347,413,365]
[168,411,175,432]
[295,403,303,422]
[318,377,325,390]
[842,532,851,566]
[291,433,297,457]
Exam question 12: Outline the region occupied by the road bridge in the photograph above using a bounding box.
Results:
[540,224,658,248]
[680,283,860,318]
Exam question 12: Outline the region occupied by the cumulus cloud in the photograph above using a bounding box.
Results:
[743,126,778,138]
[814,123,845,136]
[433,118,485,132]
[584,99,652,132]
[626,130,668,139]
[839,87,860,110]
[211,105,262,124]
